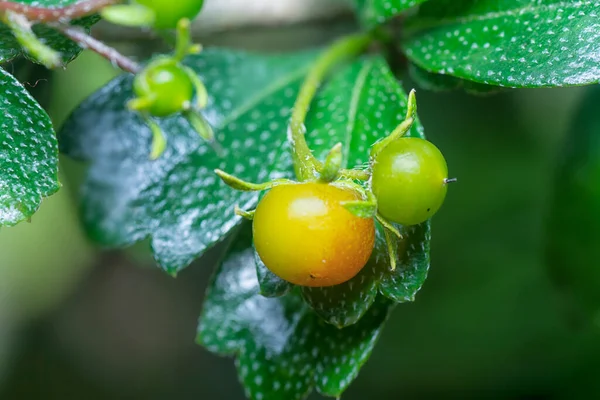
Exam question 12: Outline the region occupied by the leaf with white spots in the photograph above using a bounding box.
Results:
[314,295,391,396]
[350,0,429,28]
[198,224,393,400]
[255,246,292,297]
[305,56,423,166]
[409,62,504,94]
[253,57,430,326]
[298,56,430,326]
[377,222,430,302]
[403,0,600,87]
[0,0,99,64]
[59,49,317,274]
[301,266,378,329]
[0,68,59,226]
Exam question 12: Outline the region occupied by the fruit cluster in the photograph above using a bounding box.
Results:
[217,92,451,287]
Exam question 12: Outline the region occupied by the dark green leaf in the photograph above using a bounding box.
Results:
[255,246,292,298]
[0,67,59,226]
[59,49,317,274]
[408,62,504,95]
[0,0,98,64]
[198,224,393,400]
[297,56,430,326]
[301,265,378,329]
[253,57,430,326]
[403,0,600,88]
[305,56,423,166]
[62,49,431,327]
[351,0,429,27]
[545,85,600,322]
[378,221,430,301]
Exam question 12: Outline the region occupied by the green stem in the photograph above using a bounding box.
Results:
[175,18,201,61]
[290,32,373,181]
[370,89,417,159]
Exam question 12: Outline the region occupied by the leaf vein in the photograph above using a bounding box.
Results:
[343,60,373,168]
[217,64,311,129]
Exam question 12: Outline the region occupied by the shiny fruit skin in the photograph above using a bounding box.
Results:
[136,0,204,29]
[372,137,448,226]
[253,182,375,287]
[133,60,194,117]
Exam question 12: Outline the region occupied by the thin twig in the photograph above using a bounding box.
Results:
[51,23,141,73]
[0,0,122,23]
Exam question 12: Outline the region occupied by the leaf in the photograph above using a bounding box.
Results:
[351,0,429,28]
[257,56,431,327]
[402,0,600,88]
[255,246,292,298]
[59,49,318,274]
[545,85,600,323]
[0,0,98,64]
[62,50,431,325]
[408,62,504,95]
[0,67,59,226]
[198,224,394,400]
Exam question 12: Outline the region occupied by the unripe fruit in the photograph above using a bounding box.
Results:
[253,182,375,287]
[372,137,448,226]
[136,0,204,29]
[133,60,194,117]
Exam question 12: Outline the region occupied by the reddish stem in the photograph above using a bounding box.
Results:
[51,23,141,73]
[0,0,122,23]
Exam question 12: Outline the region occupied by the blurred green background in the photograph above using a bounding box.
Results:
[1,11,600,400]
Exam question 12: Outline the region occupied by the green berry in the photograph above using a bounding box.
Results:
[135,0,204,29]
[133,60,194,117]
[372,137,449,226]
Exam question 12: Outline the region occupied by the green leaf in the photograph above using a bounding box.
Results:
[0,0,98,64]
[403,0,600,88]
[255,246,292,298]
[198,224,393,400]
[408,62,504,95]
[0,67,59,226]
[545,85,600,324]
[59,49,317,274]
[351,0,429,28]
[61,50,431,326]
[378,221,430,301]
[257,56,431,327]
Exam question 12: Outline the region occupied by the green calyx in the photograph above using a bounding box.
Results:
[214,141,376,222]
[370,89,417,159]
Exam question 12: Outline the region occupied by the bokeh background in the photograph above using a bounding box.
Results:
[1,1,599,399]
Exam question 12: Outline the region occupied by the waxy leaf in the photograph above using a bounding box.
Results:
[198,224,394,400]
[255,56,431,327]
[0,0,99,64]
[403,0,600,87]
[351,0,429,27]
[0,67,59,226]
[408,62,504,95]
[62,49,431,329]
[60,49,317,274]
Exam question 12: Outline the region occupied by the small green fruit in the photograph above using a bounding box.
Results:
[372,137,449,226]
[136,0,204,29]
[133,59,194,117]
